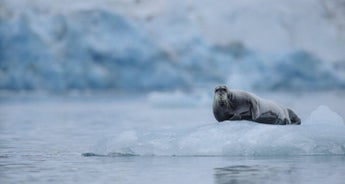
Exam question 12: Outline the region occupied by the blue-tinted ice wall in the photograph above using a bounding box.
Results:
[1,1,345,92]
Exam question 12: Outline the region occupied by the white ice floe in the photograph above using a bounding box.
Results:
[88,105,345,157]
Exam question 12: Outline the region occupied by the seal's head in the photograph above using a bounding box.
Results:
[213,85,232,122]
[213,85,230,108]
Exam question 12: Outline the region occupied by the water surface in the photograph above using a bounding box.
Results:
[1,94,344,183]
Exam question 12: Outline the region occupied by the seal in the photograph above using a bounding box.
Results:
[213,85,301,125]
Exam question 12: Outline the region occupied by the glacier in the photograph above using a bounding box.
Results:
[1,0,345,92]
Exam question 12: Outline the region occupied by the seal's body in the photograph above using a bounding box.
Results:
[213,85,301,125]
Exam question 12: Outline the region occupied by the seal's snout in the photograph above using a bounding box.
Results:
[214,85,230,109]
[215,95,227,108]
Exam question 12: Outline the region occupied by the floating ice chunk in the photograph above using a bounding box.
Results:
[305,105,344,126]
[147,91,211,108]
[88,105,345,157]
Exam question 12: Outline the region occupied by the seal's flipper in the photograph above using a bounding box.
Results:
[255,111,280,124]
[288,108,301,125]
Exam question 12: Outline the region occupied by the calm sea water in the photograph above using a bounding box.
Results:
[1,94,344,184]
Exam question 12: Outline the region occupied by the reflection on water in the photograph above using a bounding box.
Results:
[214,164,298,184]
[214,156,345,184]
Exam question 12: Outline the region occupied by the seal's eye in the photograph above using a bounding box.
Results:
[215,87,222,93]
[215,88,223,93]
[215,86,228,93]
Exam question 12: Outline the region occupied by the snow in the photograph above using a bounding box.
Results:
[1,0,345,92]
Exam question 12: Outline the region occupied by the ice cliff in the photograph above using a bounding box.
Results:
[1,0,345,92]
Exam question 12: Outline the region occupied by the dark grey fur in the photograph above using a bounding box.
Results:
[213,85,301,125]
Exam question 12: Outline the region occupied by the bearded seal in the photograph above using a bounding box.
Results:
[213,85,301,125]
